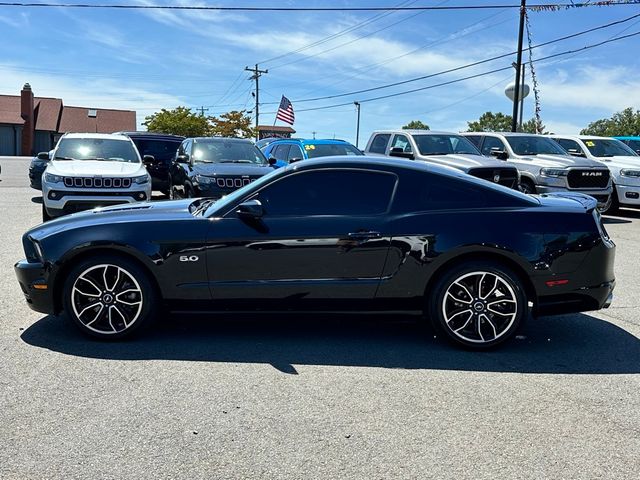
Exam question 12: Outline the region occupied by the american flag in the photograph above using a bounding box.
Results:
[276,96,295,125]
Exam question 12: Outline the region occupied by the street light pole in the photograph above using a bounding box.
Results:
[354,101,361,148]
[511,0,526,132]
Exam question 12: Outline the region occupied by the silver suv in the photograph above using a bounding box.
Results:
[365,130,520,190]
[462,132,613,211]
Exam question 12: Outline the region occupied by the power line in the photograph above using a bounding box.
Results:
[1,2,640,11]
[258,0,422,65]
[261,11,640,105]
[260,29,640,115]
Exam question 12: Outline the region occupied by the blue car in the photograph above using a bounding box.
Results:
[614,136,640,154]
[261,138,364,167]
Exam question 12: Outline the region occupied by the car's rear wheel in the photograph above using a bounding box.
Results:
[429,261,526,349]
[606,187,619,215]
[62,255,158,340]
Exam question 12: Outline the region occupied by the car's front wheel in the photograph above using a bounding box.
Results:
[429,261,526,349]
[62,255,158,340]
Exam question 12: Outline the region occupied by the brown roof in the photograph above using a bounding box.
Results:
[34,97,62,131]
[258,125,296,133]
[58,106,136,133]
[0,95,24,125]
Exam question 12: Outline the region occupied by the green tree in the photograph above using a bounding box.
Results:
[466,111,544,134]
[580,107,640,136]
[209,110,255,138]
[402,120,430,130]
[143,107,211,137]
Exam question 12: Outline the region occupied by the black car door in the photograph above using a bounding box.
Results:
[204,168,397,309]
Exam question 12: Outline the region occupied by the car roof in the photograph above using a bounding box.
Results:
[62,132,131,141]
[462,132,548,137]
[614,136,640,140]
[116,131,185,140]
[268,138,351,145]
[370,129,462,136]
[190,136,253,143]
[551,134,624,141]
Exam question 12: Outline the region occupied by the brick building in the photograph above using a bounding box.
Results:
[0,83,136,156]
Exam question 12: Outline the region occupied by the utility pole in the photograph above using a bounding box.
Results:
[354,101,361,148]
[312,131,317,139]
[197,106,209,117]
[245,64,268,140]
[511,0,526,133]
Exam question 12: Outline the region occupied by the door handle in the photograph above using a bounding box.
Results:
[348,231,382,240]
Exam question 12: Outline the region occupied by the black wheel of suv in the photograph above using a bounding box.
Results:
[605,187,619,215]
[519,179,536,195]
[185,185,195,198]
[62,255,158,340]
[429,261,527,349]
[41,204,52,222]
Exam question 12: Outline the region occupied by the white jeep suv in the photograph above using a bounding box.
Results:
[462,132,613,212]
[551,134,640,212]
[40,133,152,221]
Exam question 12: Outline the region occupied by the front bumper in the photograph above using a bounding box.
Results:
[615,184,640,206]
[42,185,150,217]
[14,259,55,315]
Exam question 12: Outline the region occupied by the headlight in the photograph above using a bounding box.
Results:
[620,169,640,178]
[195,175,213,185]
[133,174,150,184]
[44,172,63,183]
[540,168,569,177]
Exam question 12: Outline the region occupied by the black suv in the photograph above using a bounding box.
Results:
[118,132,185,195]
[169,137,276,199]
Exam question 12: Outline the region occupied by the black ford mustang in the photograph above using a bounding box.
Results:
[15,157,615,349]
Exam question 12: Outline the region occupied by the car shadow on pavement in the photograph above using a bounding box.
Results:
[30,196,42,204]
[20,312,640,375]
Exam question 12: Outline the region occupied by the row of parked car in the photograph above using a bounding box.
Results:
[28,128,640,221]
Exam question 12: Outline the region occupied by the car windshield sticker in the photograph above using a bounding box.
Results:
[585,141,596,147]
[304,144,315,150]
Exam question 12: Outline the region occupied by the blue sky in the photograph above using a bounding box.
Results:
[1,0,639,144]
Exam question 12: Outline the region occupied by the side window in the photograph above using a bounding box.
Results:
[465,135,482,147]
[391,134,412,153]
[555,138,582,154]
[257,170,397,216]
[480,137,507,157]
[287,145,304,161]
[272,144,291,162]
[369,134,391,154]
[177,141,187,156]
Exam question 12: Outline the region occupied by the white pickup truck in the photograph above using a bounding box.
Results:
[364,130,521,190]
[40,133,152,221]
[551,134,640,212]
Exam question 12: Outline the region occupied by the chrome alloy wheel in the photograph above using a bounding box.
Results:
[442,271,518,344]
[70,264,144,335]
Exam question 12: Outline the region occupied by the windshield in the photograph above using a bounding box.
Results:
[305,143,364,158]
[505,136,567,156]
[132,138,181,162]
[193,140,268,164]
[413,134,481,155]
[54,138,140,162]
[583,138,638,157]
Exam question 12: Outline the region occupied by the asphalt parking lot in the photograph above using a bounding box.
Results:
[1,156,639,479]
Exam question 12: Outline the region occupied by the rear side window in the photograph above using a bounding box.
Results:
[465,135,482,147]
[258,170,397,216]
[368,134,391,154]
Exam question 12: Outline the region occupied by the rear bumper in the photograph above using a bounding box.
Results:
[536,185,611,209]
[14,259,55,315]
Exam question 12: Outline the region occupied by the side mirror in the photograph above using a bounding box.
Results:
[389,147,414,160]
[176,154,189,164]
[142,154,155,166]
[268,156,277,166]
[289,157,303,164]
[236,199,263,219]
[635,149,640,155]
[37,152,50,161]
[566,148,586,158]
[490,147,508,160]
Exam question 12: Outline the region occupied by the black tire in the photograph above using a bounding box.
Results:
[185,184,195,198]
[62,254,159,340]
[606,187,620,215]
[41,204,52,222]
[519,179,536,195]
[428,261,527,349]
